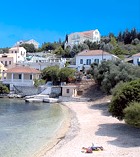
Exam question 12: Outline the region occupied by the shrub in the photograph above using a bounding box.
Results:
[124,102,140,128]
[34,79,46,87]
[109,79,140,120]
[0,84,9,94]
[90,60,140,94]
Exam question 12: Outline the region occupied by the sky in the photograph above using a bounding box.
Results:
[0,0,140,48]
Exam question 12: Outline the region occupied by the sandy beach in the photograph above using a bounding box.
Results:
[35,95,140,157]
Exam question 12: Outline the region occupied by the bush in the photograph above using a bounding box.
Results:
[109,79,140,120]
[0,84,9,94]
[124,102,140,128]
[90,60,140,94]
[34,79,46,87]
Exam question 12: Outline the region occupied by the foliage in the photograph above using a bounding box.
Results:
[117,28,140,44]
[111,45,124,55]
[34,79,46,87]
[90,60,140,94]
[0,84,9,94]
[0,47,9,53]
[84,40,99,50]
[59,67,76,82]
[54,46,65,56]
[124,101,140,128]
[41,66,60,84]
[109,79,140,120]
[20,43,36,53]
[41,66,75,84]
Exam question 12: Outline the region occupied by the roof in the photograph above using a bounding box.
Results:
[9,46,26,50]
[80,30,94,37]
[77,50,111,56]
[132,52,140,57]
[5,66,41,74]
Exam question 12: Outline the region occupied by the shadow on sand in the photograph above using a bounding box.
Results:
[89,101,140,148]
[89,102,111,116]
[96,123,140,148]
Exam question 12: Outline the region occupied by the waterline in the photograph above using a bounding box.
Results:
[0,98,64,157]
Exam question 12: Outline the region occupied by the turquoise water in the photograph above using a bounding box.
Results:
[0,98,64,157]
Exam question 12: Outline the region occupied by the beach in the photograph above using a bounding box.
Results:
[35,96,140,157]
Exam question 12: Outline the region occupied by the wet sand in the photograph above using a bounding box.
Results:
[34,97,140,157]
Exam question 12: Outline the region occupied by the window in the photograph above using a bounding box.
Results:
[30,75,32,80]
[19,74,22,79]
[5,61,7,66]
[1,61,3,63]
[80,59,83,64]
[94,59,99,64]
[86,59,91,65]
[15,51,17,53]
[9,61,11,65]
[66,89,70,93]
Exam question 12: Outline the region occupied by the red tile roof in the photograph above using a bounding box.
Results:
[77,50,110,56]
[6,66,41,73]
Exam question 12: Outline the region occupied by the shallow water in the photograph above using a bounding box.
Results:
[0,98,64,157]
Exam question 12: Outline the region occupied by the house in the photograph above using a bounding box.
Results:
[8,47,26,63]
[16,39,39,49]
[75,50,119,71]
[0,53,14,68]
[61,85,77,97]
[65,29,101,48]
[2,65,41,90]
[132,52,140,66]
[0,62,7,79]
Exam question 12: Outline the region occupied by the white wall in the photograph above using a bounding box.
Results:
[76,55,113,70]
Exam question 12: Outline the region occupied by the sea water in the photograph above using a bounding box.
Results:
[0,98,64,157]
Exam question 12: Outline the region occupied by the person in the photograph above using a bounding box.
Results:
[82,147,93,153]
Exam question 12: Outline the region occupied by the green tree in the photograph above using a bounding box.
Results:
[59,67,76,83]
[109,79,140,120]
[54,46,65,56]
[20,43,36,52]
[0,84,9,94]
[41,66,60,84]
[110,37,117,47]
[124,101,140,128]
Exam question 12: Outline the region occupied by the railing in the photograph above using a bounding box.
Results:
[2,79,34,86]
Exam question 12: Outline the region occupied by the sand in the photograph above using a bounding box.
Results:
[35,96,140,157]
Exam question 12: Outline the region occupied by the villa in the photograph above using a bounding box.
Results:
[2,65,41,90]
[69,50,119,71]
[65,29,101,48]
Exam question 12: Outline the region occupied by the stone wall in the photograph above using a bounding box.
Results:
[14,86,39,96]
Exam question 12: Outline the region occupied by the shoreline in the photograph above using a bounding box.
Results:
[39,97,140,157]
[31,103,73,157]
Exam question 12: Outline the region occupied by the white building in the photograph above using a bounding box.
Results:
[132,53,140,66]
[65,29,101,48]
[16,39,39,49]
[75,50,119,71]
[9,47,26,63]
[2,65,41,90]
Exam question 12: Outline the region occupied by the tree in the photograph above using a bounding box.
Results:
[90,60,140,94]
[41,42,56,51]
[54,46,65,56]
[110,37,117,47]
[111,45,123,55]
[0,84,9,94]
[20,43,36,52]
[59,67,76,83]
[124,101,140,128]
[41,66,60,84]
[109,79,140,120]
[84,40,99,50]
